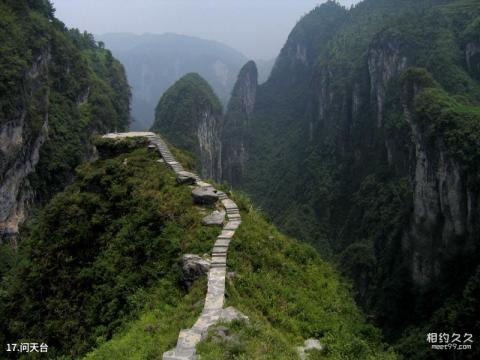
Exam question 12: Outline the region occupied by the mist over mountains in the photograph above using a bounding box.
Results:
[97,33,274,130]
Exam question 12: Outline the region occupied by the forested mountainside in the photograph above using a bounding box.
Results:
[153,0,480,358]
[0,137,395,359]
[150,73,223,180]
[230,0,480,357]
[0,0,130,240]
[96,33,248,131]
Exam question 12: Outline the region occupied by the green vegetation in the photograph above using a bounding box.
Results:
[151,73,222,157]
[219,0,480,358]
[1,139,395,359]
[197,193,395,360]
[0,0,130,201]
[0,138,220,358]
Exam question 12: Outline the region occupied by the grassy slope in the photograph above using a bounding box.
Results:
[0,139,220,358]
[85,142,395,360]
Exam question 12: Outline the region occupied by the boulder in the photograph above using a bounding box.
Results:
[147,144,157,152]
[182,254,210,289]
[192,186,219,205]
[176,171,197,185]
[202,210,225,226]
[296,338,323,360]
[219,307,249,323]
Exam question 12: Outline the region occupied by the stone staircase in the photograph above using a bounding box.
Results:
[102,132,241,360]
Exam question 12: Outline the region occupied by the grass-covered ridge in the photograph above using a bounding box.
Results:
[0,138,220,358]
[76,140,395,360]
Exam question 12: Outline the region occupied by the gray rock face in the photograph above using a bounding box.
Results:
[0,50,50,240]
[368,38,408,128]
[192,186,219,205]
[182,254,211,289]
[402,83,476,286]
[197,111,223,180]
[202,210,225,226]
[466,42,480,79]
[220,61,258,186]
[176,171,198,185]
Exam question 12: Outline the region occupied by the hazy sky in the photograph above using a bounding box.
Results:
[52,0,360,60]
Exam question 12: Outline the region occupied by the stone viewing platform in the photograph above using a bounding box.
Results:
[102,132,241,360]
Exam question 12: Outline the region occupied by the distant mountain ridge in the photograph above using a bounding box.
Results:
[97,33,250,131]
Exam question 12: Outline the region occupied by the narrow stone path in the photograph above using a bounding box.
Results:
[102,132,241,360]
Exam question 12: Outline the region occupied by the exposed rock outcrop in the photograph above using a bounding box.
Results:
[221,61,258,186]
[182,254,211,289]
[296,339,323,360]
[0,50,50,240]
[176,171,198,185]
[202,210,225,226]
[466,41,480,80]
[150,73,223,180]
[0,3,130,241]
[192,186,220,205]
[219,307,249,324]
[368,37,408,127]
[401,73,477,286]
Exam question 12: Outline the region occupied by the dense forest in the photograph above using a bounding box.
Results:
[215,0,480,358]
[0,0,130,241]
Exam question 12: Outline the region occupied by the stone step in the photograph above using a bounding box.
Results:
[221,199,238,210]
[227,215,241,221]
[196,180,212,188]
[220,230,235,238]
[210,263,226,269]
[152,132,240,360]
[212,248,228,255]
[162,350,197,360]
[224,221,241,231]
[162,350,194,360]
[216,191,228,199]
[215,239,230,247]
[176,329,201,349]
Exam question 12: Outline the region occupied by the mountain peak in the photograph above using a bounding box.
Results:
[227,61,258,116]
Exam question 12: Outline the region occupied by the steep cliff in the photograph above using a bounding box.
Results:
[151,73,222,180]
[221,61,258,186]
[220,0,480,355]
[0,0,130,240]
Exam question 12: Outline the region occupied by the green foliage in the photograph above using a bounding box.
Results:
[225,0,480,357]
[414,84,480,175]
[0,143,220,358]
[151,73,222,155]
[93,136,150,159]
[196,193,395,359]
[13,144,396,359]
[0,0,131,203]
